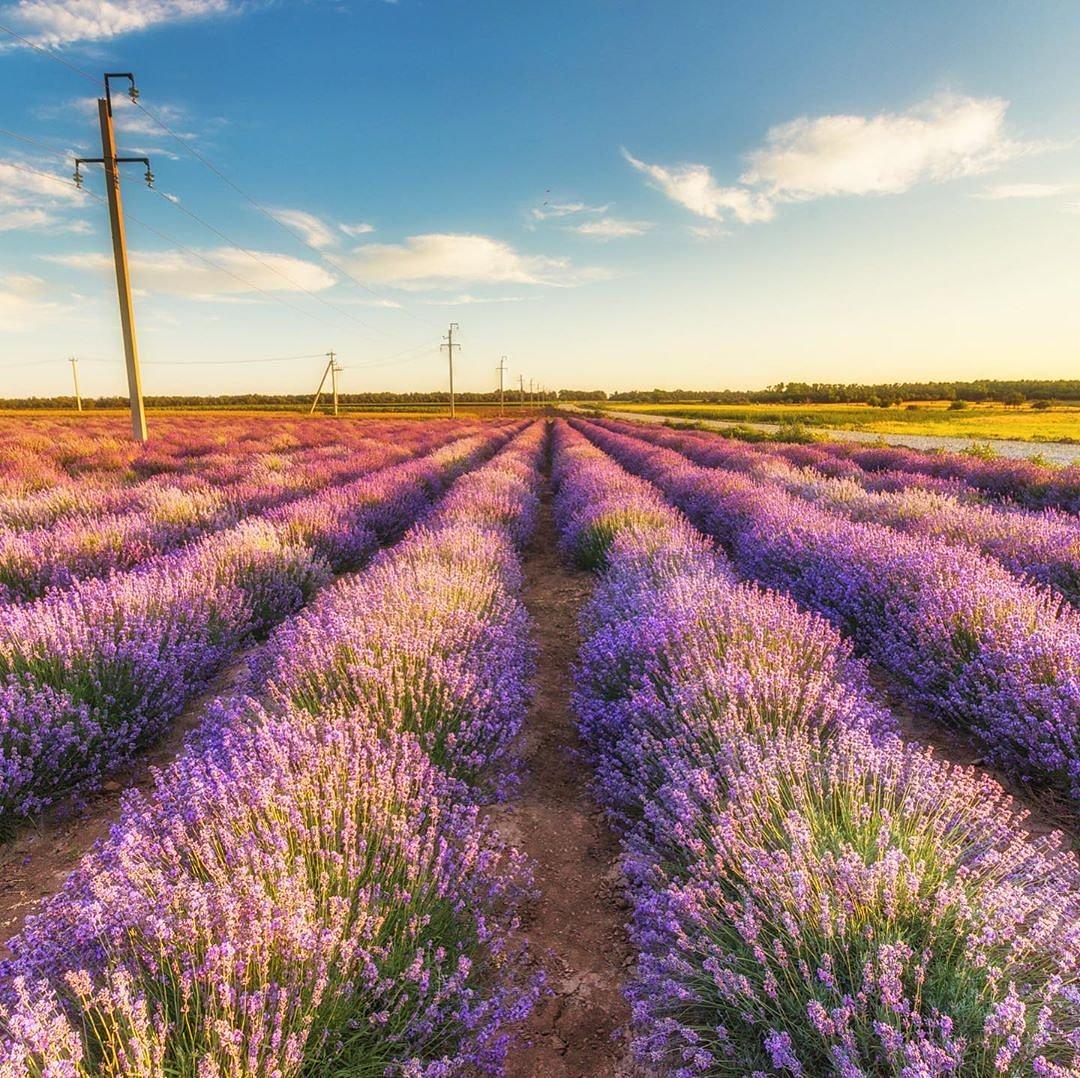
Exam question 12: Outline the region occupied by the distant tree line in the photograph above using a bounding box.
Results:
[0,388,612,410]
[607,380,1080,406]
[2,381,1077,410]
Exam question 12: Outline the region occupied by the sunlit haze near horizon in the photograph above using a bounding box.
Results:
[2,1,1080,398]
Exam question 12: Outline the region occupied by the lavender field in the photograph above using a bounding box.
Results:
[0,413,1078,1076]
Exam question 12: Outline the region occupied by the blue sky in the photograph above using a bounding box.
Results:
[2,1,1080,397]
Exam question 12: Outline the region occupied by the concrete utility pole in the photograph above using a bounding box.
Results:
[497,355,508,417]
[69,356,82,412]
[309,351,337,414]
[74,73,153,443]
[441,323,459,418]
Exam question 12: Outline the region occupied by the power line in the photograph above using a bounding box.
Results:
[0,25,441,335]
[124,96,445,335]
[2,127,436,362]
[0,22,99,85]
[2,159,340,325]
[150,187,389,338]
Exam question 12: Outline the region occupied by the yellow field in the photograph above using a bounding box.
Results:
[602,401,1080,443]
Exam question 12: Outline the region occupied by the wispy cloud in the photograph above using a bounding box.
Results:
[627,93,1042,228]
[420,293,527,306]
[270,208,338,249]
[0,157,89,234]
[977,181,1079,199]
[343,232,603,290]
[1,0,237,46]
[568,215,653,239]
[531,200,609,221]
[622,150,774,224]
[46,247,336,298]
[270,210,376,248]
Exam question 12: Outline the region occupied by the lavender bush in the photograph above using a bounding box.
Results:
[552,420,1080,1075]
[0,423,547,1075]
[594,418,1080,608]
[576,419,1080,803]
[0,427,514,828]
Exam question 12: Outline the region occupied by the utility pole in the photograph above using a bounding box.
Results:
[497,355,507,417]
[74,73,153,443]
[529,379,535,407]
[441,323,459,418]
[519,374,525,407]
[310,351,337,415]
[330,353,343,416]
[69,356,82,412]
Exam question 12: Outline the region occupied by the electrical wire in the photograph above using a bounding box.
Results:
[1,21,447,338]
[1,128,438,359]
[0,22,99,85]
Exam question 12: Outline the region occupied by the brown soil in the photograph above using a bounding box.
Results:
[494,489,636,1077]
[0,656,252,955]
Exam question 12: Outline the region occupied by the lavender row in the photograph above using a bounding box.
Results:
[576,419,1080,804]
[0,424,480,603]
[0,426,516,829]
[0,416,489,529]
[594,418,1080,607]
[552,421,1080,1075]
[781,432,1080,513]
[0,423,546,1075]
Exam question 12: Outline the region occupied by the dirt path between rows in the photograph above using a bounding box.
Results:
[0,655,252,954]
[496,487,635,1076]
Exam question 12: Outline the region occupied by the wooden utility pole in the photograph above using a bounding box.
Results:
[441,323,459,418]
[310,351,336,414]
[330,353,342,416]
[69,356,82,412]
[75,74,152,443]
[497,355,507,417]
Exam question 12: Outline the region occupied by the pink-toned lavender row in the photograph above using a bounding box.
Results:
[576,419,1080,804]
[0,425,518,829]
[777,433,1080,513]
[593,418,1080,607]
[0,417,488,531]
[0,423,545,1075]
[0,423,479,603]
[552,420,1080,1075]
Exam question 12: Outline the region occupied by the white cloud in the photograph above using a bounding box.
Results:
[978,182,1078,199]
[421,293,527,306]
[339,221,375,237]
[344,233,597,290]
[0,158,90,234]
[0,160,81,206]
[623,150,775,224]
[270,208,338,249]
[1,0,235,46]
[0,274,61,331]
[569,216,653,239]
[743,94,1023,199]
[531,200,609,221]
[46,247,336,298]
[626,94,1040,227]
